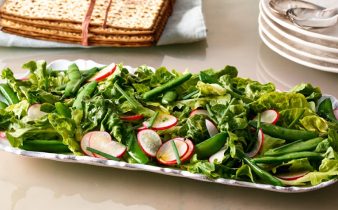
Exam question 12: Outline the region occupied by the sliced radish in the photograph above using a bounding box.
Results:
[27,104,47,120]
[334,108,338,120]
[143,113,177,130]
[190,109,209,117]
[205,119,218,137]
[0,131,6,139]
[88,131,126,159]
[137,129,162,157]
[277,171,309,181]
[253,109,280,124]
[246,129,264,158]
[88,63,116,82]
[81,132,94,156]
[181,139,195,163]
[120,114,144,121]
[209,148,226,164]
[137,125,147,131]
[156,138,188,165]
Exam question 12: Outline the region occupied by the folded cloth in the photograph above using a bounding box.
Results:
[0,0,207,48]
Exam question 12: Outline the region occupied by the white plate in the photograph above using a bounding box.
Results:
[259,26,338,73]
[261,0,338,44]
[1,59,337,193]
[260,4,338,54]
[259,15,338,65]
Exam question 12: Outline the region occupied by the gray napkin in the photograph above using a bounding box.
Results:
[0,0,207,48]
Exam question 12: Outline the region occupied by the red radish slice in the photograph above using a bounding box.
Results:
[88,63,116,82]
[120,114,144,121]
[277,171,309,181]
[253,109,280,124]
[0,132,6,139]
[246,129,264,158]
[137,125,147,131]
[81,132,94,156]
[156,138,188,165]
[205,119,218,137]
[209,148,226,164]
[181,139,195,163]
[143,113,177,130]
[190,109,209,117]
[88,131,126,159]
[27,104,47,120]
[334,108,338,120]
[17,71,30,80]
[137,129,162,157]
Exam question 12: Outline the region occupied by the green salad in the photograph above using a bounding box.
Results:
[0,60,337,187]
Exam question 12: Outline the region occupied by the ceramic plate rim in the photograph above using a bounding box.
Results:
[261,0,338,42]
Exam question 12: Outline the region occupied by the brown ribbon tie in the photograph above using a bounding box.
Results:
[82,0,113,46]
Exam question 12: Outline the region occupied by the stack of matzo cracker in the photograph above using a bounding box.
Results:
[0,0,174,47]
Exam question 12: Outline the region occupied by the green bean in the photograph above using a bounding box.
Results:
[161,91,177,104]
[264,137,323,156]
[171,140,181,165]
[87,147,120,161]
[317,98,338,123]
[252,151,323,164]
[55,102,71,118]
[195,132,227,159]
[182,90,199,100]
[20,140,70,153]
[287,109,305,128]
[143,73,192,100]
[0,84,19,104]
[249,121,318,142]
[237,150,284,186]
[0,101,8,109]
[73,81,97,109]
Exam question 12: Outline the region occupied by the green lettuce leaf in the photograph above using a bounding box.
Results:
[300,115,328,133]
[272,158,313,174]
[236,164,254,182]
[196,81,226,96]
[282,158,338,186]
[250,92,309,113]
[260,134,285,155]
[48,113,82,155]
[232,77,275,100]
[178,114,210,144]
[183,154,218,178]
[290,83,322,103]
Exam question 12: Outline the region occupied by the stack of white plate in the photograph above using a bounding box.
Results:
[258,0,338,73]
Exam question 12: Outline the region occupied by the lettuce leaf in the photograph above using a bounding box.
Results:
[48,113,82,155]
[290,83,322,103]
[183,154,218,178]
[260,134,285,155]
[271,158,313,174]
[282,158,338,186]
[232,77,275,100]
[250,92,309,113]
[196,81,226,96]
[178,114,210,144]
[300,115,328,133]
[236,164,254,182]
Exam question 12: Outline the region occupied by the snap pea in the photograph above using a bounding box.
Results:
[67,63,82,80]
[0,84,19,104]
[55,102,71,118]
[20,140,70,153]
[252,151,323,164]
[125,131,149,164]
[317,98,338,123]
[195,132,227,159]
[143,73,192,100]
[237,150,284,186]
[249,121,318,142]
[0,101,8,109]
[161,91,177,104]
[264,137,323,156]
[73,81,97,109]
